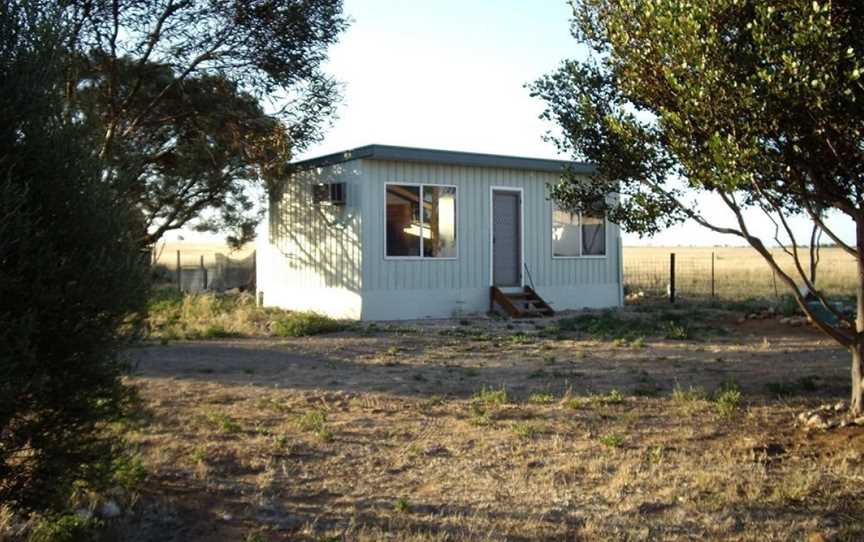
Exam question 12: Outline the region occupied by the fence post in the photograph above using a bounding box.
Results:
[711,251,715,299]
[176,250,181,292]
[670,252,676,304]
[200,255,207,290]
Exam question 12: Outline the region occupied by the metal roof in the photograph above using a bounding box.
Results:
[290,144,595,174]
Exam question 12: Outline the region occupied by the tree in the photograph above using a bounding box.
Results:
[63,0,348,246]
[530,1,864,412]
[0,1,149,512]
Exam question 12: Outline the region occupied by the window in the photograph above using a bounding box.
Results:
[386,184,456,258]
[552,203,606,257]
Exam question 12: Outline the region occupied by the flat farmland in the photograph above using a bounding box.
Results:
[624,245,858,300]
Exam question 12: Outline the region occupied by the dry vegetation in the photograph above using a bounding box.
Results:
[90,307,864,541]
[624,245,858,300]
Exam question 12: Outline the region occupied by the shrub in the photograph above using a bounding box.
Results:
[271,312,346,337]
[0,4,148,513]
[713,381,743,418]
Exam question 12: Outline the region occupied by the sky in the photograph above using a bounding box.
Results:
[178,0,855,247]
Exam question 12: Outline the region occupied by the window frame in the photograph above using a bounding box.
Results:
[550,201,609,260]
[383,182,458,261]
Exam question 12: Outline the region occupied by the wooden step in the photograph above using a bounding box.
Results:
[490,286,555,318]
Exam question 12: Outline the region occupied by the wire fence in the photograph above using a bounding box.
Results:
[624,250,858,303]
[150,248,256,292]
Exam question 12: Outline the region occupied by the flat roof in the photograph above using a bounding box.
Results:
[291,144,595,174]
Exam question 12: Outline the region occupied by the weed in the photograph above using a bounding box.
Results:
[473,386,508,407]
[599,433,624,448]
[561,389,585,410]
[664,322,690,340]
[630,337,646,348]
[512,421,542,439]
[528,392,555,404]
[509,332,534,345]
[592,389,624,405]
[672,384,706,403]
[296,410,332,441]
[271,312,346,337]
[204,410,242,434]
[713,381,742,418]
[394,498,411,513]
[29,514,100,542]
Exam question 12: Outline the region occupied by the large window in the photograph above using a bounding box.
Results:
[386,184,456,258]
[552,204,606,257]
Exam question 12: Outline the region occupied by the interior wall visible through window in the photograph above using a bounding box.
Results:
[386,184,457,258]
[551,202,606,257]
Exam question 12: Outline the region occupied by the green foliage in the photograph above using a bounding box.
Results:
[672,384,707,404]
[271,312,347,337]
[528,392,556,404]
[531,0,864,408]
[296,410,332,441]
[0,2,148,513]
[63,1,349,245]
[599,433,624,448]
[713,381,743,418]
[472,386,509,407]
[558,311,698,342]
[148,290,303,339]
[28,514,101,542]
[512,421,542,439]
[393,498,411,513]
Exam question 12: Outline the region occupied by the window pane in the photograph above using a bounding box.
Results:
[386,185,421,257]
[423,186,456,258]
[581,213,606,255]
[552,206,580,257]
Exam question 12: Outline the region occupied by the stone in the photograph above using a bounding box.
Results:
[97,500,121,519]
[853,417,864,426]
[806,414,828,430]
[834,401,847,412]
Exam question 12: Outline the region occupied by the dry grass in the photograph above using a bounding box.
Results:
[96,310,864,541]
[625,245,857,300]
[146,289,348,340]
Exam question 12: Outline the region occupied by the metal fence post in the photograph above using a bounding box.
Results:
[711,251,715,299]
[200,255,207,290]
[176,250,181,291]
[670,252,676,304]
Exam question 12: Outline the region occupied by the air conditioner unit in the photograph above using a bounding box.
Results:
[312,182,346,206]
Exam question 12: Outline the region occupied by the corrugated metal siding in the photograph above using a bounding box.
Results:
[360,160,620,292]
[268,163,363,291]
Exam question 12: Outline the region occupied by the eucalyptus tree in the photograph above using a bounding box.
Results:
[63,0,348,245]
[531,1,864,412]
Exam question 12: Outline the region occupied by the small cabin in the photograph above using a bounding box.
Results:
[256,144,623,320]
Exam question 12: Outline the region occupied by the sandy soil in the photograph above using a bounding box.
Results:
[113,315,864,541]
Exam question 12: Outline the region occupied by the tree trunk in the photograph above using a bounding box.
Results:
[852,344,863,415]
[855,219,864,415]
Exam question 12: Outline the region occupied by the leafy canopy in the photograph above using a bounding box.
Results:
[63,0,349,246]
[531,0,864,411]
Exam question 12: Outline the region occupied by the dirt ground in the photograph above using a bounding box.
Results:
[117,312,864,541]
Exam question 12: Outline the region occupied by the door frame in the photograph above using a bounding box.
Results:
[489,186,524,288]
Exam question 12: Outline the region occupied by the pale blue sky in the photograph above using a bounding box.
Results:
[299,0,580,160]
[174,1,852,248]
[291,0,854,248]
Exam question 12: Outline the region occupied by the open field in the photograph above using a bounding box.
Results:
[624,245,858,300]
[88,308,864,541]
